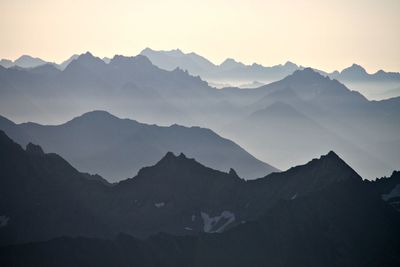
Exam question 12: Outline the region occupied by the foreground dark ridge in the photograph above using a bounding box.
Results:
[1,130,400,266]
[0,130,359,243]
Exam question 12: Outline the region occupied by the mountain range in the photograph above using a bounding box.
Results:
[220,68,400,179]
[0,52,399,179]
[2,50,400,100]
[140,48,400,98]
[0,130,399,266]
[0,111,277,181]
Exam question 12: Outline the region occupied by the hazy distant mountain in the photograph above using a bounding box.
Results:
[330,63,400,82]
[140,48,400,99]
[221,68,399,179]
[0,55,51,69]
[58,54,79,70]
[140,48,300,84]
[102,57,111,63]
[0,111,277,181]
[0,59,14,68]
[0,52,230,126]
[0,53,398,179]
[0,54,111,71]
[1,130,399,266]
[140,47,215,75]
[2,51,399,99]
[239,80,265,88]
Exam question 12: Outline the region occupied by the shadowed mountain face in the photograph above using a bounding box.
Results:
[0,131,399,266]
[0,130,380,245]
[0,111,277,181]
[0,53,399,179]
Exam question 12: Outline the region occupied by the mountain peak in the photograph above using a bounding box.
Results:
[66,110,119,125]
[157,151,192,165]
[284,61,297,68]
[350,63,365,69]
[229,168,240,178]
[64,52,105,72]
[110,54,153,66]
[285,67,329,83]
[75,52,101,63]
[220,58,244,69]
[13,55,49,68]
[317,150,344,163]
[141,47,154,53]
[310,151,362,181]
[26,143,45,155]
[341,63,367,74]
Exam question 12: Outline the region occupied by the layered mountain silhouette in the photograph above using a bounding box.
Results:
[0,55,51,69]
[0,52,399,179]
[141,48,400,92]
[221,68,399,179]
[0,130,399,266]
[2,50,399,97]
[0,111,277,181]
[140,47,299,85]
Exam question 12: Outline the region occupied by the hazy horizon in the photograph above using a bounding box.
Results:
[1,0,399,73]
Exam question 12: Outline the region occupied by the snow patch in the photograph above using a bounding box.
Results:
[184,227,193,231]
[0,215,9,227]
[382,184,400,201]
[200,211,235,233]
[154,202,165,208]
[291,193,297,200]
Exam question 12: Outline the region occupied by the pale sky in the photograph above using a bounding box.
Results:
[0,0,399,73]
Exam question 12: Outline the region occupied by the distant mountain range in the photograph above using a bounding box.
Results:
[0,111,277,181]
[140,48,400,88]
[2,50,400,90]
[220,68,400,179]
[1,130,399,266]
[0,52,399,179]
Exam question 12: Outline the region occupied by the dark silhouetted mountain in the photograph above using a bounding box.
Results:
[366,170,400,212]
[1,137,399,266]
[0,130,112,245]
[0,111,278,181]
[1,130,381,251]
